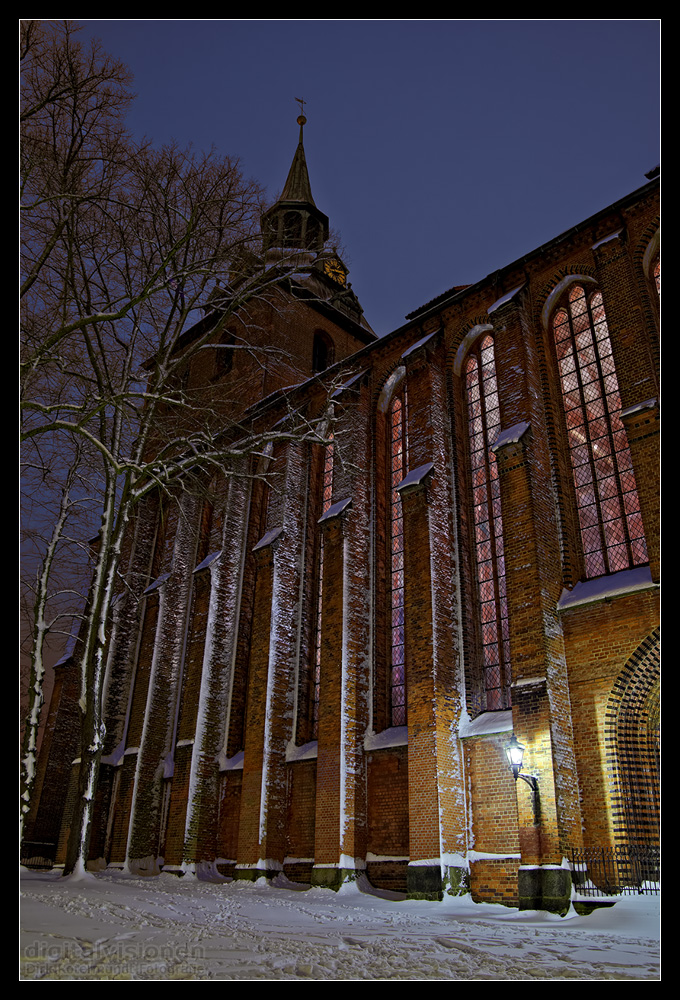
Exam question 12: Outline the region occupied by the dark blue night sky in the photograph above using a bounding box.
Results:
[78,19,660,337]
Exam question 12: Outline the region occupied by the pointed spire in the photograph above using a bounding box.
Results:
[261,106,329,256]
[280,115,317,206]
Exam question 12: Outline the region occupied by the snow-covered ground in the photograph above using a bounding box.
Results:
[20,867,660,981]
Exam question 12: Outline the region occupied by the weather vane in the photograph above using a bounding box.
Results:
[295,96,307,125]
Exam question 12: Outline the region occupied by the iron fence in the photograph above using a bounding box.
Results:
[570,845,660,896]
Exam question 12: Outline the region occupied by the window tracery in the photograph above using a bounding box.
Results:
[311,433,334,738]
[552,284,648,578]
[464,335,511,710]
[389,392,407,726]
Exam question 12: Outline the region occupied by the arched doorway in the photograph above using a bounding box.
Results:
[606,629,660,850]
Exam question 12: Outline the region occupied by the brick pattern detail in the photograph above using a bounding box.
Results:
[366,862,409,893]
[285,759,317,884]
[217,771,242,866]
[464,736,520,854]
[366,747,409,858]
[106,754,138,864]
[470,859,520,906]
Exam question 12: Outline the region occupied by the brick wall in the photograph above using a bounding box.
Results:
[285,759,317,884]
[366,747,409,891]
[27,178,659,907]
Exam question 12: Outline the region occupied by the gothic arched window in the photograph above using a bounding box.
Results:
[311,433,334,739]
[552,284,648,578]
[465,335,511,711]
[375,368,409,731]
[389,391,408,726]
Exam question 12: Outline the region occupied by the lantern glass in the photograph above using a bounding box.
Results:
[506,735,525,772]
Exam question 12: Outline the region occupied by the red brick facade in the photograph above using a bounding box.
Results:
[24,139,660,911]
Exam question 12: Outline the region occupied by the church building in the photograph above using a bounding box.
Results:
[24,117,660,912]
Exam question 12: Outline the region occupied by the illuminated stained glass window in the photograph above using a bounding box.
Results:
[389,394,407,726]
[465,336,511,711]
[312,433,334,738]
[553,284,648,579]
[653,258,660,295]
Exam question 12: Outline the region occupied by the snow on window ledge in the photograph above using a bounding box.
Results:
[459,709,513,738]
[101,740,126,767]
[364,726,408,750]
[620,397,657,419]
[217,749,244,771]
[557,565,656,611]
[286,740,318,762]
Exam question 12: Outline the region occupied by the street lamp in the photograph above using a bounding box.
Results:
[506,735,538,791]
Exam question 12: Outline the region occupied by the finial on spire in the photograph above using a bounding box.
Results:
[295,97,307,136]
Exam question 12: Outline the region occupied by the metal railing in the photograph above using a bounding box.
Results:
[570,845,660,896]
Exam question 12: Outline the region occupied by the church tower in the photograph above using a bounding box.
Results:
[261,113,329,259]
[257,110,375,343]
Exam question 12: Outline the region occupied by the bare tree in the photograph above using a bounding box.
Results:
[20,21,334,874]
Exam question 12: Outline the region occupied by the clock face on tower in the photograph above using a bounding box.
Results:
[322,257,347,286]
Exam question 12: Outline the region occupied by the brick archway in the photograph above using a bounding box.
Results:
[605,629,660,847]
